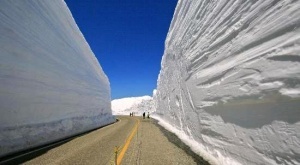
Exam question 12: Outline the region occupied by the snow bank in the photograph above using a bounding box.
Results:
[0,0,114,157]
[155,0,300,164]
[112,95,154,116]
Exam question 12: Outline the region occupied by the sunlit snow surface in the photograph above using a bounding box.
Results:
[112,96,154,116]
[0,1,114,157]
[154,0,300,164]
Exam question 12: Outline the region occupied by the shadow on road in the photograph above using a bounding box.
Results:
[0,139,70,165]
[0,119,118,165]
[152,119,210,165]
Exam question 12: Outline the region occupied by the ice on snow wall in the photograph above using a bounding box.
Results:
[155,0,300,164]
[0,0,114,157]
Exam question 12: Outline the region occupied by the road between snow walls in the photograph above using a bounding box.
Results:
[154,0,300,165]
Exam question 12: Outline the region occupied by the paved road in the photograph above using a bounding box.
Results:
[24,116,135,165]
[122,117,209,165]
[20,116,208,165]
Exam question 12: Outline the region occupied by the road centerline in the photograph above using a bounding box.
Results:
[117,117,140,165]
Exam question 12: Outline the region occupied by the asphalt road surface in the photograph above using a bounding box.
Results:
[9,116,209,165]
[121,117,209,165]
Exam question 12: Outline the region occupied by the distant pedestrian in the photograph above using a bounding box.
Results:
[143,112,145,119]
[147,112,150,119]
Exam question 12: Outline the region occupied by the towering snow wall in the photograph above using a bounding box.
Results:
[155,0,300,164]
[0,1,114,157]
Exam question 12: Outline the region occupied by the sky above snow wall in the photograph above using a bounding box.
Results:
[155,0,300,164]
[0,0,114,157]
[64,0,178,99]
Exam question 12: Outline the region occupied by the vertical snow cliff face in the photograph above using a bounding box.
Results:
[155,0,300,164]
[0,1,114,157]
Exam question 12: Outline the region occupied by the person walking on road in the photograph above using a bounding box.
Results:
[143,112,145,119]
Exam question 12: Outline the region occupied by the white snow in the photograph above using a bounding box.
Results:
[155,0,300,164]
[112,95,154,116]
[0,1,114,157]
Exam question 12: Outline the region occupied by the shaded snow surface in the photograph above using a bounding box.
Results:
[154,0,300,164]
[112,96,154,116]
[0,1,114,157]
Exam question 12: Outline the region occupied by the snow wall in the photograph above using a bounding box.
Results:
[0,1,114,157]
[154,0,300,164]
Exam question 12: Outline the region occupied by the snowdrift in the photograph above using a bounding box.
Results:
[0,1,114,157]
[154,0,300,164]
[112,96,154,116]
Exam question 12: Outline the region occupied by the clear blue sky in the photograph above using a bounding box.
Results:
[65,0,177,99]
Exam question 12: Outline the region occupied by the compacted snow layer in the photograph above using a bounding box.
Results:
[112,96,154,116]
[0,1,114,157]
[155,0,300,164]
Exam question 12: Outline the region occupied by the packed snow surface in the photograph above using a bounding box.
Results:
[154,0,300,164]
[112,96,154,116]
[0,0,114,157]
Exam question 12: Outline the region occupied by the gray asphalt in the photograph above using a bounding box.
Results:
[22,116,209,165]
[24,116,135,165]
[122,117,209,165]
